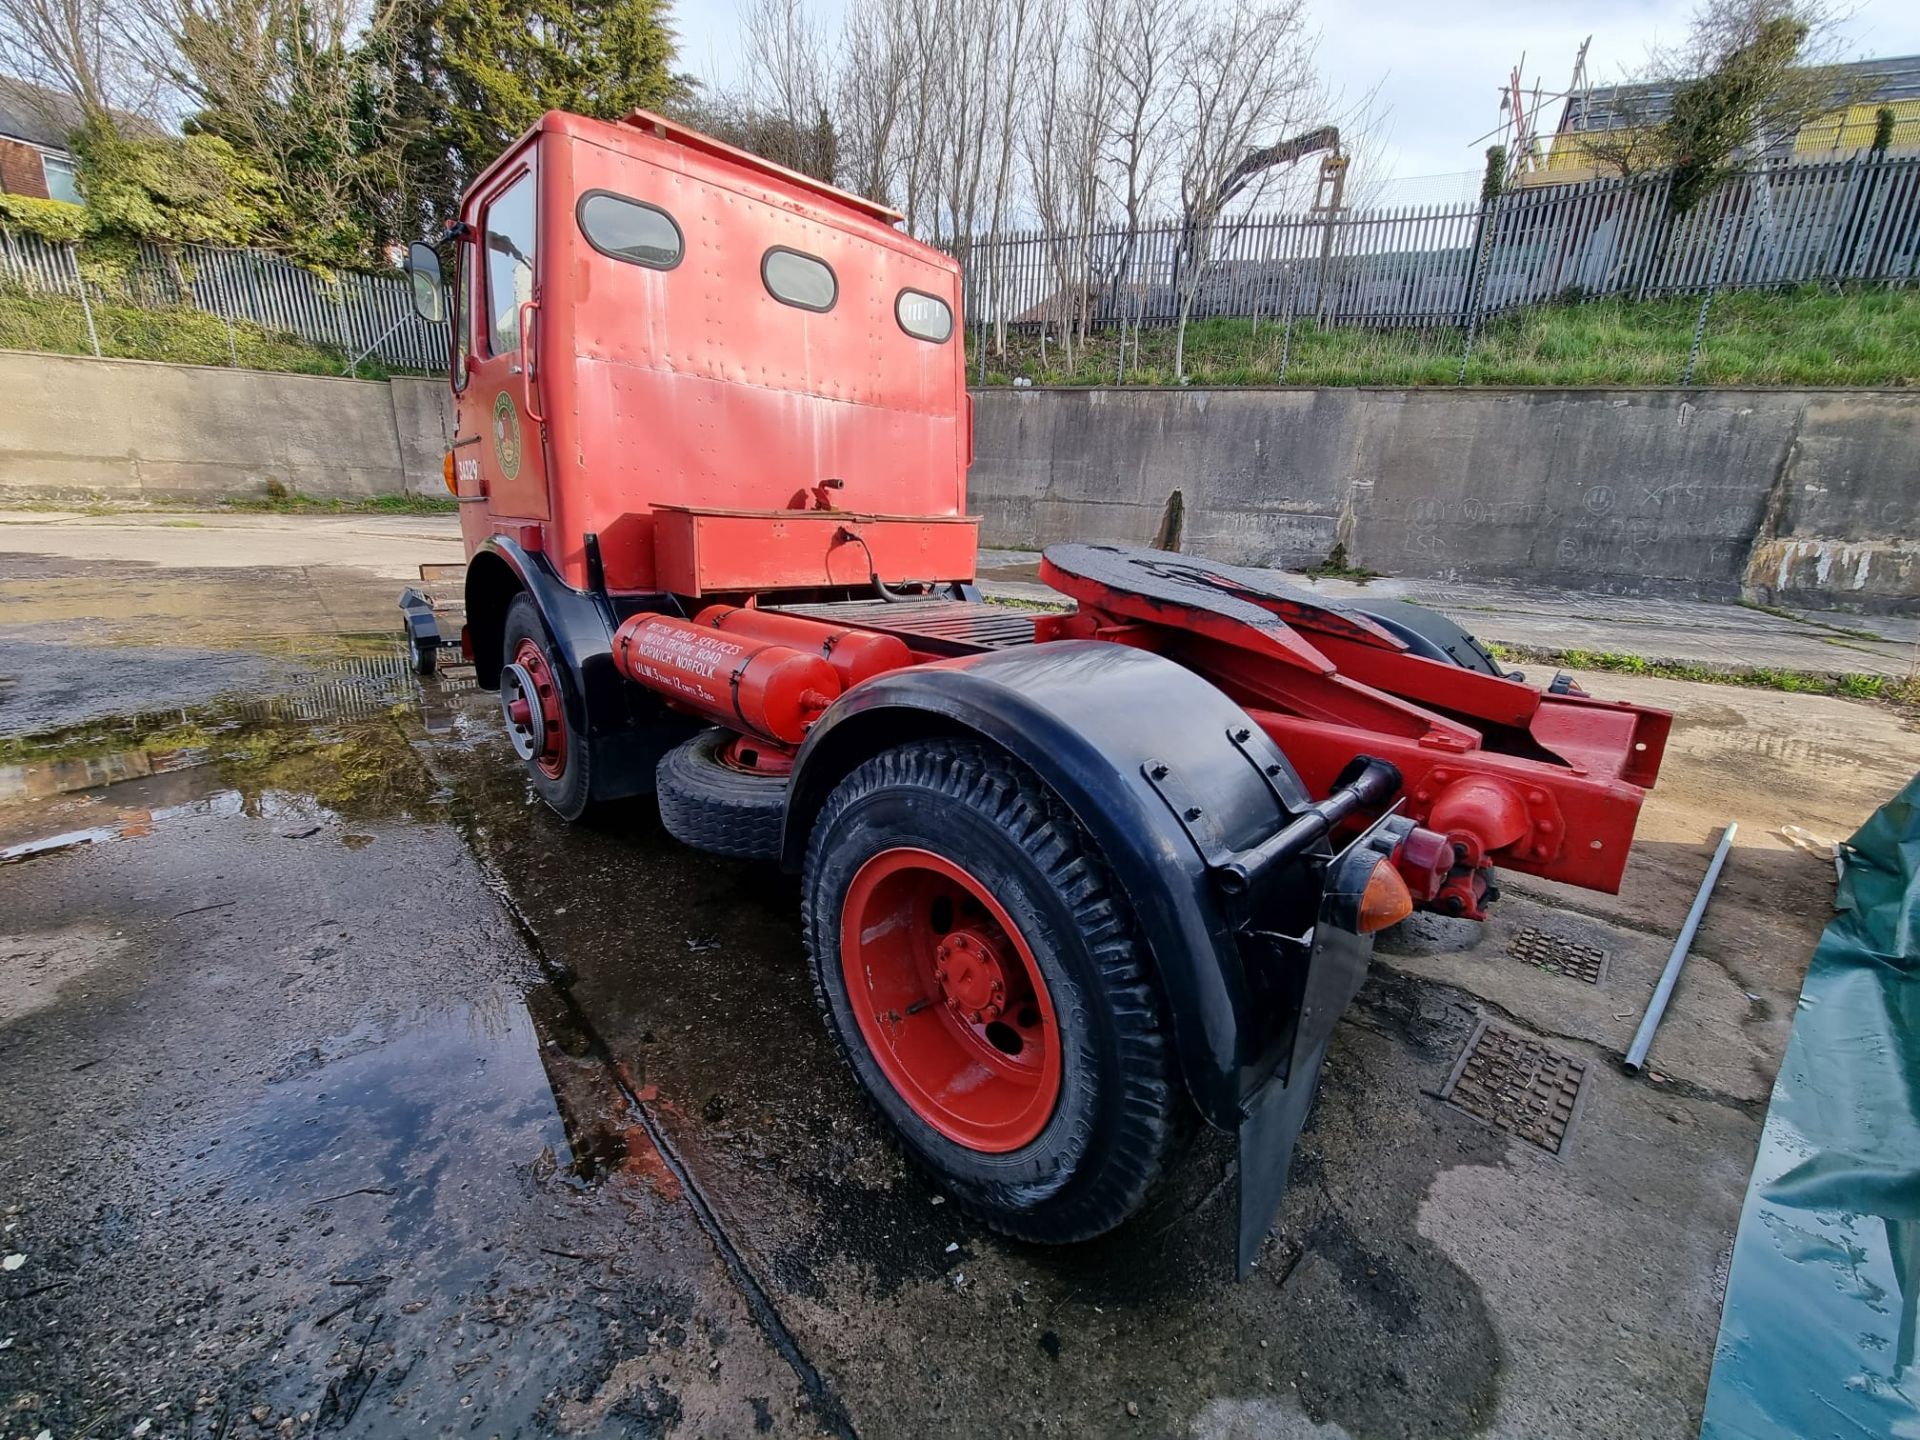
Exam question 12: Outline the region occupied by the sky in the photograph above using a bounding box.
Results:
[668,0,1920,194]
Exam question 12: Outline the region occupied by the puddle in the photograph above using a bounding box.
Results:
[183,998,575,1231]
[0,636,488,858]
[0,625,478,739]
[0,646,663,1202]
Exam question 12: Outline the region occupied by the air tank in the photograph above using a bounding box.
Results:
[612,613,840,746]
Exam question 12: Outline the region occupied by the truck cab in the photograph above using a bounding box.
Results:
[437,109,974,602]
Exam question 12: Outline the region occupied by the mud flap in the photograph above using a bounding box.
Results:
[1236,920,1373,1277]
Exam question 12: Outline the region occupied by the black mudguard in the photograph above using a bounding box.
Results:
[782,640,1382,1274]
[1344,597,1505,676]
[464,537,691,801]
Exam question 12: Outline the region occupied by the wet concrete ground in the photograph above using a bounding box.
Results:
[3,536,1917,1438]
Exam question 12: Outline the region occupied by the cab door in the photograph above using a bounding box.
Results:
[466,159,550,520]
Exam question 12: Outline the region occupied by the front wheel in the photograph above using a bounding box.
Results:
[499,593,591,820]
[801,739,1184,1244]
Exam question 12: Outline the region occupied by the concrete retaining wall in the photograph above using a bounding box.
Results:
[1,350,1911,612]
[970,387,1920,613]
[0,350,452,502]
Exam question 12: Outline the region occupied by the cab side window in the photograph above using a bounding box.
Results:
[452,242,472,390]
[578,192,682,269]
[484,172,536,356]
[896,289,953,343]
[762,247,837,312]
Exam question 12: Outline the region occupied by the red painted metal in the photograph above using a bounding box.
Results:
[1036,563,1669,901]
[696,604,914,688]
[611,613,839,746]
[653,508,978,596]
[615,109,906,224]
[1243,707,1650,896]
[720,732,797,777]
[447,110,971,597]
[839,847,1062,1152]
[511,636,568,780]
[1392,826,1454,903]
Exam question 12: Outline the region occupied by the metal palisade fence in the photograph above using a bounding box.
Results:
[954,153,1920,334]
[5,151,1917,377]
[0,228,448,372]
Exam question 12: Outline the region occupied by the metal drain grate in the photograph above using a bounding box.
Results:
[1439,1020,1589,1155]
[1507,925,1608,985]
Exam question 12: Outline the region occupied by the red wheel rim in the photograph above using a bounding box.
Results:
[840,848,1062,1152]
[509,636,568,780]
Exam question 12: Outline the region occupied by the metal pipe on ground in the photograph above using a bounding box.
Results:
[1625,821,1738,1074]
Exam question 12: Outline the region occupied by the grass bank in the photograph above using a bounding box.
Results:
[1491,643,1918,708]
[973,286,1920,389]
[223,487,456,515]
[0,492,456,516]
[0,282,418,380]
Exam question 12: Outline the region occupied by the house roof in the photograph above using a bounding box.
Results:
[0,73,151,150]
[1558,54,1920,134]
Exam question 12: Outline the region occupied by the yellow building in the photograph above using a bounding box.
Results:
[1525,55,1920,186]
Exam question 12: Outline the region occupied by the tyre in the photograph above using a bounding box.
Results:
[801,739,1183,1244]
[1348,598,1505,676]
[654,729,789,860]
[500,593,592,820]
[408,629,437,677]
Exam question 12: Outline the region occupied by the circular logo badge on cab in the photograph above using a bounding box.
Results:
[492,391,522,481]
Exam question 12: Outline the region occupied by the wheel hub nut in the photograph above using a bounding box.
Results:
[933,930,1007,1023]
[500,660,550,763]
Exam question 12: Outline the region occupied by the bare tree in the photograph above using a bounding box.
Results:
[928,0,988,242]
[0,0,150,124]
[835,0,912,203]
[741,0,830,134]
[1100,0,1188,315]
[894,0,944,233]
[1169,0,1320,379]
[1020,0,1113,363]
[976,0,1034,354]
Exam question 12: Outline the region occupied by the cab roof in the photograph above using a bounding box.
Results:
[499,108,908,232]
[613,109,905,226]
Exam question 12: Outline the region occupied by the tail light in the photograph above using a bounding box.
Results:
[1321,818,1449,935]
[442,450,458,495]
[1356,859,1414,933]
[1392,825,1454,902]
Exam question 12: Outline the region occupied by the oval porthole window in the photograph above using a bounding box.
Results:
[896,289,953,343]
[578,192,683,269]
[763,247,837,312]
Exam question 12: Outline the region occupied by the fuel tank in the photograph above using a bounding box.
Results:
[695,605,913,689]
[612,613,839,746]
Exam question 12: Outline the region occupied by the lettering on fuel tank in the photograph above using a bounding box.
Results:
[626,623,747,703]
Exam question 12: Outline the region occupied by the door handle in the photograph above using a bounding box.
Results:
[517,300,546,423]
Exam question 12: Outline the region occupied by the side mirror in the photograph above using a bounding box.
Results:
[405,241,446,324]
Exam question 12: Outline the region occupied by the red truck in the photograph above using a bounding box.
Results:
[401,109,1670,1274]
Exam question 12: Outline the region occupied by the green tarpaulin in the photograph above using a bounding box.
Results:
[1702,774,1920,1439]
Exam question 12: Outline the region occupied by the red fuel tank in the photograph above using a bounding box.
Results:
[694,605,913,689]
[613,613,839,746]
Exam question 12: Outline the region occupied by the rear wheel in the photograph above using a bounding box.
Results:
[1348,599,1505,676]
[500,594,591,820]
[801,739,1183,1243]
